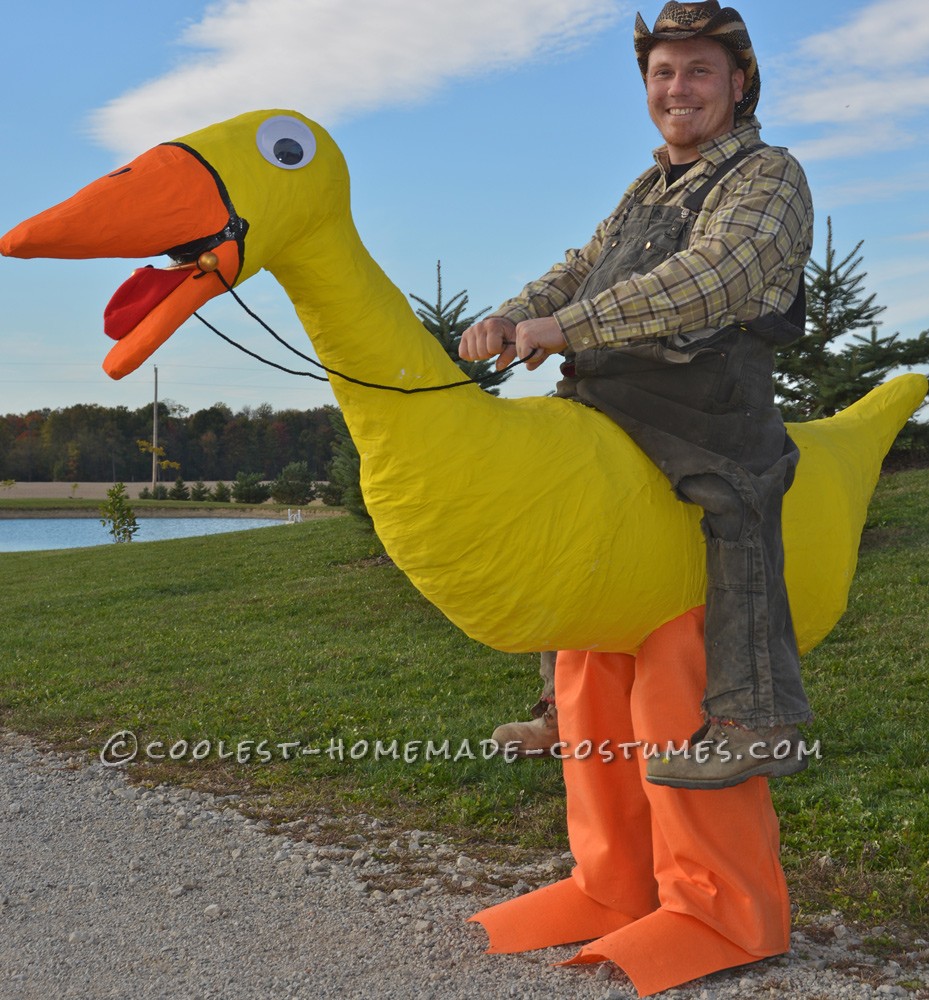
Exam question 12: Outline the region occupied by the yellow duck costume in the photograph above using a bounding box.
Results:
[3,110,925,995]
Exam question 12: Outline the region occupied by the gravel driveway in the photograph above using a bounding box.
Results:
[1,730,926,999]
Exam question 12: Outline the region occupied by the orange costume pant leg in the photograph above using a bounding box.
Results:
[470,607,791,997]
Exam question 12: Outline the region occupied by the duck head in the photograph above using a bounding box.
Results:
[0,110,348,379]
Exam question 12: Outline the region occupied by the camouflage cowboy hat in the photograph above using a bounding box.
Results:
[634,1,760,120]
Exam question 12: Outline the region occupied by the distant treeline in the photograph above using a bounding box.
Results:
[0,401,337,483]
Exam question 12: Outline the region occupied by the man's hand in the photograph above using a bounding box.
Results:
[459,316,567,372]
[459,317,517,371]
[512,317,568,371]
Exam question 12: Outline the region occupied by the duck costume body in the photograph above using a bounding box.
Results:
[2,73,925,1000]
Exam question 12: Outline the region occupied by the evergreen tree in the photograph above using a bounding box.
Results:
[270,461,316,505]
[190,480,211,501]
[168,475,190,500]
[231,471,270,504]
[409,260,512,396]
[775,218,929,422]
[210,481,232,502]
[325,409,367,521]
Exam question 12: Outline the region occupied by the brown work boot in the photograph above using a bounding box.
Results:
[646,721,809,790]
[491,702,560,757]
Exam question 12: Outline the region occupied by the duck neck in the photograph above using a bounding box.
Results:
[268,216,476,423]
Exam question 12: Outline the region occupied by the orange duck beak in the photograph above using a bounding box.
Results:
[0,142,247,379]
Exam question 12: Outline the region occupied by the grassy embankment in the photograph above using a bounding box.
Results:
[0,497,288,516]
[0,470,927,930]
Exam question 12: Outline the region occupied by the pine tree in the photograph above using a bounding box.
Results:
[190,480,211,501]
[270,460,316,505]
[775,218,929,422]
[408,260,512,396]
[231,471,270,504]
[325,409,367,521]
[168,475,190,500]
[210,481,232,502]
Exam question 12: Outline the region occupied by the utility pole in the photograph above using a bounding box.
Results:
[151,366,159,493]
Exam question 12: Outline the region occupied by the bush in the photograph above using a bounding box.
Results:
[210,481,232,503]
[152,484,168,500]
[168,476,191,501]
[100,482,139,543]
[270,461,316,505]
[231,471,270,504]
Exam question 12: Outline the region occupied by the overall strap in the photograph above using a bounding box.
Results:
[684,143,806,330]
[650,146,769,247]
[682,144,767,214]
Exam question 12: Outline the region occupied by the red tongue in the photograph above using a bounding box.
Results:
[104,266,191,340]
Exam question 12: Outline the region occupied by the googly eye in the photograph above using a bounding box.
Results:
[255,115,317,170]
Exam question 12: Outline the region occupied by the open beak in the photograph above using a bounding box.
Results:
[0,142,246,379]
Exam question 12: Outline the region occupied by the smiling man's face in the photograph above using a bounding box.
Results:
[646,37,745,163]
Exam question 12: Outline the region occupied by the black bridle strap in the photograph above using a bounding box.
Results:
[192,267,537,393]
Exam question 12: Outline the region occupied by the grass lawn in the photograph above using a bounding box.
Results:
[1,469,927,930]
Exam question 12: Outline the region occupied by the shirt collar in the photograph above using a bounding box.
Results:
[652,117,763,174]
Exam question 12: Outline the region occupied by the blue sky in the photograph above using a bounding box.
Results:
[2,0,928,417]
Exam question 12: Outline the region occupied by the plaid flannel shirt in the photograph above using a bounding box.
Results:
[493,119,813,353]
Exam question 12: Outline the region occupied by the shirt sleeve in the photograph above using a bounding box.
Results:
[551,151,813,351]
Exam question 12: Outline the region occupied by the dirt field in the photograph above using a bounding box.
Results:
[0,483,209,500]
[0,483,343,520]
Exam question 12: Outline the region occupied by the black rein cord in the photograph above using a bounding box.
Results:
[192,266,536,393]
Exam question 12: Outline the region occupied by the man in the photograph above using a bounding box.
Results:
[463,1,814,789]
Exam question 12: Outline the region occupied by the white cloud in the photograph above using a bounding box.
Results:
[787,126,916,164]
[779,78,929,128]
[88,0,626,160]
[794,0,929,69]
[768,0,929,160]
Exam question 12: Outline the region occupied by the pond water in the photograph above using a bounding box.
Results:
[0,517,286,553]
